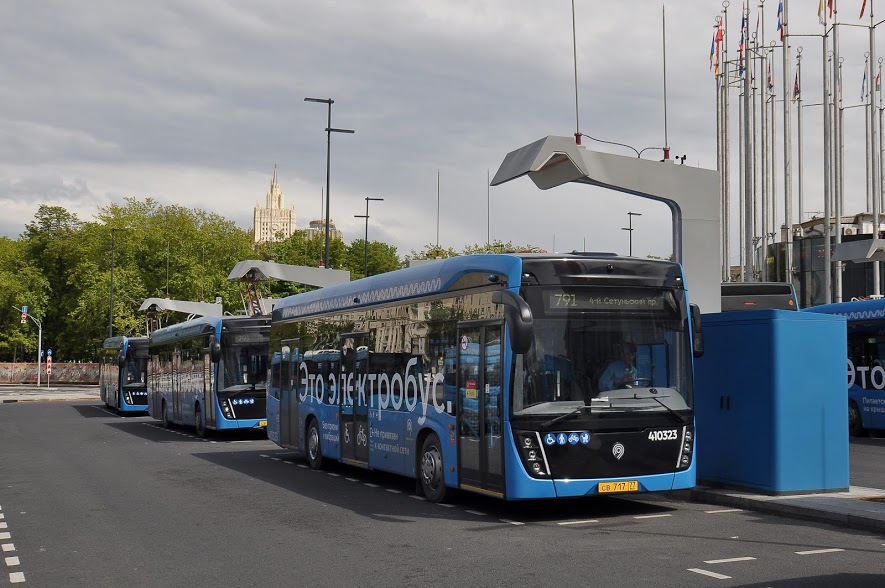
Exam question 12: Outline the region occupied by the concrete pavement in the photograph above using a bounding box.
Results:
[2,383,883,534]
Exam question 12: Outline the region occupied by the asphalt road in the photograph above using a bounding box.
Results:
[1,401,883,587]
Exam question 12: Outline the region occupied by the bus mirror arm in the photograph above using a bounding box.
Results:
[117,351,126,369]
[690,303,704,358]
[492,290,534,354]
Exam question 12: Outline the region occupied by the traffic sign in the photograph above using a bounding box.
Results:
[46,356,52,375]
[20,305,28,323]
[47,348,52,357]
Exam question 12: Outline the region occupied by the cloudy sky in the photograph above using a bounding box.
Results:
[0,1,880,264]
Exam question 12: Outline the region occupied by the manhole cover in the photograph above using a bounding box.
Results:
[859,496,885,503]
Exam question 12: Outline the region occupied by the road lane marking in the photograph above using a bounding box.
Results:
[705,508,743,514]
[703,557,756,564]
[688,568,731,579]
[0,523,6,529]
[327,473,341,477]
[436,503,455,508]
[1,544,13,552]
[0,513,4,519]
[386,489,402,494]
[633,514,672,519]
[270,457,281,461]
[345,478,359,482]
[297,464,308,469]
[364,483,379,488]
[558,519,599,526]
[0,533,9,540]
[409,495,426,501]
[500,519,525,525]
[5,556,19,566]
[795,548,845,555]
[465,510,487,516]
[10,571,25,583]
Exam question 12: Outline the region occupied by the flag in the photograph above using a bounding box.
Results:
[739,4,747,77]
[715,21,723,76]
[862,66,868,100]
[767,62,774,93]
[710,32,716,71]
[819,0,826,24]
[792,68,800,103]
[861,0,868,18]
[777,1,785,40]
[877,69,881,92]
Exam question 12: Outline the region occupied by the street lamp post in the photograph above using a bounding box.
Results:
[13,306,42,387]
[109,228,127,338]
[304,97,354,269]
[354,196,384,278]
[621,211,642,256]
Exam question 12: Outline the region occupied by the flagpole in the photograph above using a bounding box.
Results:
[871,1,881,296]
[770,67,778,275]
[867,56,873,213]
[760,2,769,282]
[740,85,746,281]
[753,29,760,280]
[833,0,843,303]
[797,50,804,228]
[716,38,724,279]
[781,0,794,282]
[722,2,731,280]
[743,3,754,281]
[823,18,833,304]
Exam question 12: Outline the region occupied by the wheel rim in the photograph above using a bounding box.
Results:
[421,445,443,491]
[308,426,320,462]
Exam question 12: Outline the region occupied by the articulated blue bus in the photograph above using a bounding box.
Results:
[804,297,885,436]
[267,253,703,502]
[148,315,270,437]
[99,336,149,413]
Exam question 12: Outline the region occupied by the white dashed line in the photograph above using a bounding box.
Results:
[558,519,599,526]
[364,483,380,488]
[633,514,672,519]
[327,473,341,477]
[409,495,426,501]
[270,457,281,461]
[10,571,26,583]
[345,478,359,482]
[436,503,455,508]
[1,545,14,552]
[0,533,10,540]
[795,548,845,556]
[704,508,743,514]
[5,556,19,566]
[386,489,402,494]
[499,519,525,525]
[465,510,486,516]
[0,523,6,529]
[688,568,731,579]
[0,513,4,519]
[297,464,308,469]
[703,557,756,564]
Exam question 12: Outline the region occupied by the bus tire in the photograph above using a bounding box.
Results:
[162,400,172,429]
[195,403,208,438]
[419,433,450,504]
[848,400,865,437]
[306,418,325,470]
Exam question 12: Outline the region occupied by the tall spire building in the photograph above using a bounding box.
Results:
[253,165,296,243]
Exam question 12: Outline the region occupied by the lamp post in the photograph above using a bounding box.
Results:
[108,227,127,338]
[354,196,384,278]
[13,306,42,387]
[304,97,354,269]
[621,211,642,256]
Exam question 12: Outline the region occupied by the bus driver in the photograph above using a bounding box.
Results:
[598,341,646,392]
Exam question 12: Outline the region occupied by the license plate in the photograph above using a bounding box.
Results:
[598,480,639,493]
[258,420,267,428]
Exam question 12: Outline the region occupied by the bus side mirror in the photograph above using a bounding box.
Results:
[690,303,704,358]
[209,336,222,363]
[492,289,534,354]
[117,351,126,368]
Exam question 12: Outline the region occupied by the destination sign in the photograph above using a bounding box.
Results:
[545,292,664,312]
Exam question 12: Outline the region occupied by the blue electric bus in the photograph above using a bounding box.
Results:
[148,315,270,437]
[721,282,800,312]
[804,297,885,436]
[267,253,704,502]
[99,336,149,413]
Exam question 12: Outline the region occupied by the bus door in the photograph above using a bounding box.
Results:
[203,349,217,429]
[172,349,183,423]
[279,339,300,449]
[340,333,370,465]
[457,322,504,496]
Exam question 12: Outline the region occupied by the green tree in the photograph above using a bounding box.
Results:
[344,239,401,279]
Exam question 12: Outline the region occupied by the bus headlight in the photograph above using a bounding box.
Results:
[220,399,235,419]
[676,426,694,470]
[516,432,550,477]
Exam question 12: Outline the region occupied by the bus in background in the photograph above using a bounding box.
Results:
[804,297,885,436]
[267,253,703,502]
[721,282,800,312]
[99,336,149,413]
[148,315,270,437]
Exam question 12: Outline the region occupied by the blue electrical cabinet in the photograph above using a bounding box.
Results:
[694,309,849,493]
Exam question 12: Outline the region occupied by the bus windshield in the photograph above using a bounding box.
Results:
[220,342,269,392]
[123,355,148,390]
[513,287,692,416]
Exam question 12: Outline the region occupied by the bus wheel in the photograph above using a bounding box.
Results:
[306,419,325,470]
[419,434,450,503]
[849,400,865,437]
[195,403,208,438]
[162,400,172,429]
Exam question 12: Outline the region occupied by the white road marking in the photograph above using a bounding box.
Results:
[327,472,341,477]
[345,478,359,482]
[795,548,845,555]
[436,503,455,508]
[703,557,756,564]
[297,464,308,469]
[0,523,6,529]
[1,545,13,552]
[386,489,402,494]
[270,457,281,461]
[465,510,487,516]
[688,568,731,579]
[259,454,271,458]
[5,556,19,566]
[558,519,599,526]
[633,514,672,519]
[0,513,4,519]
[0,533,10,540]
[500,519,525,525]
[10,571,25,583]
[409,495,426,501]
[705,508,743,514]
[364,483,380,488]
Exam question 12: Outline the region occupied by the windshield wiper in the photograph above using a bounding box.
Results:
[633,392,689,425]
[540,405,588,430]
